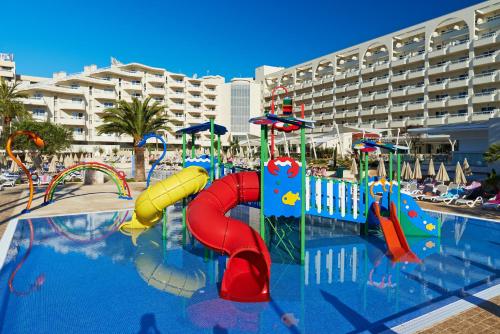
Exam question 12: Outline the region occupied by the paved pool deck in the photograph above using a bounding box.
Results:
[0,182,498,333]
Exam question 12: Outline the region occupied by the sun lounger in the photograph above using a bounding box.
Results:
[455,196,483,208]
[482,193,500,210]
[421,184,448,201]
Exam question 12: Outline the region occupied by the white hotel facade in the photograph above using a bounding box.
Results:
[1,0,499,155]
[256,1,500,140]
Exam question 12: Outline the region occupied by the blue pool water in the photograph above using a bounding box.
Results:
[0,207,498,334]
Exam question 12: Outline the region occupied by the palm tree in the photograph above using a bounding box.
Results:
[0,78,30,135]
[484,143,500,163]
[96,97,168,181]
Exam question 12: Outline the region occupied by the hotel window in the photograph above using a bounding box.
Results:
[71,84,80,89]
[72,112,84,119]
[74,128,84,135]
[104,102,114,107]
[33,109,45,118]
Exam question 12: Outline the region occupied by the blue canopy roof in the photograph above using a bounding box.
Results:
[175,122,228,135]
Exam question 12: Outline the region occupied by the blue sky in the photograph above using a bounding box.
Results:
[1,0,483,80]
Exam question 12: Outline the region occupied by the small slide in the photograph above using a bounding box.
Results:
[121,166,209,231]
[187,172,271,302]
[371,202,421,263]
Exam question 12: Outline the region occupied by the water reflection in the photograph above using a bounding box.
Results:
[1,207,499,333]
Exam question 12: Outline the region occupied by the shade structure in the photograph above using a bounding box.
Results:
[24,154,32,165]
[454,162,467,185]
[350,157,358,177]
[427,158,436,177]
[436,162,450,183]
[376,158,386,178]
[406,163,413,181]
[413,159,422,180]
[48,156,58,173]
[463,158,472,176]
[10,160,19,173]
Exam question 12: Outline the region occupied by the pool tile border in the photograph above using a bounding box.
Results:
[0,218,18,270]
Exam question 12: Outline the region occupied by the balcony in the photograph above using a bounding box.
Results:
[472,90,497,104]
[303,93,313,100]
[93,90,116,99]
[187,108,202,115]
[472,110,497,121]
[345,83,360,92]
[360,94,374,103]
[374,91,389,100]
[373,120,389,128]
[408,52,426,63]
[391,87,406,98]
[335,84,347,93]
[146,74,165,83]
[474,32,499,47]
[0,69,14,78]
[447,114,469,124]
[373,106,388,115]
[57,100,86,110]
[473,52,499,66]
[72,134,87,141]
[187,84,202,92]
[122,82,142,92]
[407,68,425,79]
[373,76,390,86]
[22,97,46,106]
[390,119,407,127]
[169,80,185,88]
[335,98,346,106]
[360,108,373,116]
[448,95,468,107]
[428,97,447,109]
[345,96,359,105]
[170,104,185,111]
[322,89,334,97]
[429,47,448,59]
[448,58,469,71]
[345,109,359,117]
[407,101,424,111]
[407,117,425,126]
[204,99,217,106]
[447,77,469,89]
[407,86,424,95]
[313,91,323,98]
[428,63,448,75]
[147,87,165,95]
[391,102,407,113]
[58,117,86,126]
[448,40,470,54]
[334,112,345,119]
[427,115,446,126]
[472,71,497,85]
[392,71,408,82]
[428,81,447,92]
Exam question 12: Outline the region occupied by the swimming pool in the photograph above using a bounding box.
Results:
[0,207,498,333]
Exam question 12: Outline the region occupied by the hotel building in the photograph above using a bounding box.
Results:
[4,58,228,152]
[256,1,500,140]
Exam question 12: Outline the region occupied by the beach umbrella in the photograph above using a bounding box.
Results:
[406,163,413,181]
[427,158,436,177]
[376,158,386,178]
[463,158,472,176]
[48,156,58,173]
[73,153,79,163]
[400,162,408,180]
[454,162,467,185]
[10,160,19,173]
[24,154,32,165]
[436,162,450,183]
[350,157,358,177]
[413,158,422,180]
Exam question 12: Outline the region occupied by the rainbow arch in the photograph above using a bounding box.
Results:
[43,162,132,204]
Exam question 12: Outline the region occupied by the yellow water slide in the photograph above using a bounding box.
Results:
[120,166,209,231]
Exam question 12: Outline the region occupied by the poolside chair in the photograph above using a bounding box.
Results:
[482,193,500,210]
[0,174,17,187]
[421,184,448,201]
[430,187,464,204]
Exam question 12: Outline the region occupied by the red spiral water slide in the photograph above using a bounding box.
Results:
[187,172,270,302]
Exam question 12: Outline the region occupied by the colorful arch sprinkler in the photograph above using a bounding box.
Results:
[6,131,45,213]
[43,162,132,204]
[137,133,167,188]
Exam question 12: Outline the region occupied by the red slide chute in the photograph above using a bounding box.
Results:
[187,172,270,302]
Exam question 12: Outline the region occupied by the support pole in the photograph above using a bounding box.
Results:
[300,120,306,265]
[217,134,221,179]
[182,133,187,231]
[397,154,401,223]
[363,153,369,235]
[191,133,195,158]
[260,125,268,239]
[210,119,215,182]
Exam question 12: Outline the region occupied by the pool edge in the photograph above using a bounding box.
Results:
[389,283,500,334]
[0,219,18,270]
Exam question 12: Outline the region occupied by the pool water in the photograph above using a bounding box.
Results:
[0,207,498,334]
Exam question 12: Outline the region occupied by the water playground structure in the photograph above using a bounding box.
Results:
[43,162,132,205]
[6,130,45,213]
[4,87,441,304]
[120,85,441,303]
